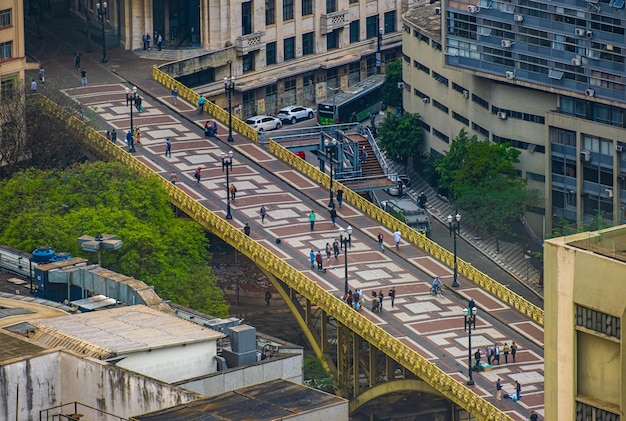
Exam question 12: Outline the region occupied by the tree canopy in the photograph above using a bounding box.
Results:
[377,112,423,161]
[382,59,403,109]
[0,162,228,316]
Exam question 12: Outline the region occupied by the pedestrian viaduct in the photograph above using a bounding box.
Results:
[45,67,545,420]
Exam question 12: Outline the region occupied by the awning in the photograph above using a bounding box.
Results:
[320,54,361,69]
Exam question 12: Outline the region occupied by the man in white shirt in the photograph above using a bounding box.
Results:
[393,229,402,249]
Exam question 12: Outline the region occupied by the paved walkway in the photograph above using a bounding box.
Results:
[24,14,544,420]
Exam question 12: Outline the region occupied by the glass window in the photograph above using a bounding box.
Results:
[0,79,14,100]
[242,52,255,73]
[0,9,11,27]
[302,32,314,55]
[366,15,378,39]
[283,0,294,21]
[384,11,396,33]
[0,41,12,60]
[350,20,360,43]
[242,2,252,35]
[326,0,337,13]
[265,0,275,25]
[266,42,277,65]
[327,29,339,50]
[284,37,295,60]
[302,0,313,15]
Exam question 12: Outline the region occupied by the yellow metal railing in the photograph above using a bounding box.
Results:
[152,66,259,142]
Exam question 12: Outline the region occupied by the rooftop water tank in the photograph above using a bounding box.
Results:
[31,246,56,263]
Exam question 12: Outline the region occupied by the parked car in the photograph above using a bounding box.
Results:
[277,106,314,124]
[245,115,282,131]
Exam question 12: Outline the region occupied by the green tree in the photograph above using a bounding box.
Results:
[382,59,403,110]
[378,112,422,162]
[0,162,228,316]
[303,355,336,393]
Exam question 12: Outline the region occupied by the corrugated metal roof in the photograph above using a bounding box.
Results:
[29,322,114,359]
[0,331,48,364]
[33,305,222,354]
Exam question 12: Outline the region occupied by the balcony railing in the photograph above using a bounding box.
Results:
[235,31,266,55]
[320,10,349,34]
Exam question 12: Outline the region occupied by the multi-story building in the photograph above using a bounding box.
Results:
[402,0,626,235]
[0,0,32,98]
[544,226,626,420]
[67,0,405,116]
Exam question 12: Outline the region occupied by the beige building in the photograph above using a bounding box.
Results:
[402,2,626,236]
[544,226,626,420]
[0,0,34,96]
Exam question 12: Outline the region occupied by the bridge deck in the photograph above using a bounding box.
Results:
[67,83,544,421]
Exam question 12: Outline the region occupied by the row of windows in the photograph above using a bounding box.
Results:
[493,135,546,153]
[491,106,545,124]
[560,96,626,128]
[433,99,448,114]
[413,60,429,74]
[472,122,489,139]
[576,304,620,339]
[432,128,450,143]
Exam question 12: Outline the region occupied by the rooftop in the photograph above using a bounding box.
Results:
[32,305,223,355]
[566,226,626,263]
[130,379,347,421]
[0,330,47,364]
[403,3,442,41]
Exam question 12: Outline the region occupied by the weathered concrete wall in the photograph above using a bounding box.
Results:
[159,47,237,78]
[178,353,303,396]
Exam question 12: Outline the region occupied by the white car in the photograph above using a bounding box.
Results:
[245,115,282,131]
[277,106,314,124]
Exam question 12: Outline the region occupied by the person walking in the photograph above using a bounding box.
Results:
[143,33,148,50]
[169,171,179,184]
[230,184,237,200]
[38,65,45,83]
[377,233,384,252]
[30,79,37,93]
[171,87,178,105]
[165,138,172,157]
[243,223,251,236]
[315,250,323,271]
[378,289,384,311]
[503,342,510,363]
[265,288,272,305]
[510,341,518,363]
[393,229,402,249]
[157,33,163,50]
[260,205,267,223]
[194,167,201,184]
[126,129,133,146]
[309,249,316,269]
[135,127,141,144]
[529,410,538,421]
[515,381,521,400]
[333,240,340,259]
[389,287,396,307]
[146,33,151,49]
[474,349,481,367]
[325,242,332,260]
[329,207,337,226]
[309,211,316,231]
[74,52,81,69]
[486,346,492,365]
[493,344,500,365]
[110,129,117,144]
[80,68,88,87]
[197,95,206,114]
[496,378,502,401]
[336,188,344,208]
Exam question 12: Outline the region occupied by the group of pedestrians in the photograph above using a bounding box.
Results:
[485,341,518,366]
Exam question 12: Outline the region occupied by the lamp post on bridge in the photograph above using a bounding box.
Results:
[96,2,108,63]
[448,213,461,288]
[77,234,122,266]
[224,74,235,142]
[338,226,353,297]
[463,303,478,386]
[125,86,138,153]
[324,137,338,208]
[221,150,234,219]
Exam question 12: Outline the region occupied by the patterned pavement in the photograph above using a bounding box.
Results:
[65,82,545,420]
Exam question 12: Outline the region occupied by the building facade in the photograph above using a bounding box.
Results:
[0,0,32,99]
[544,226,626,420]
[402,0,626,235]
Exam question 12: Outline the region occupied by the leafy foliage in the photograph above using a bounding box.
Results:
[382,59,403,109]
[303,355,336,394]
[378,113,423,161]
[0,162,228,316]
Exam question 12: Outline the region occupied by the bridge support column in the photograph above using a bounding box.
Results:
[386,355,395,382]
[305,299,312,325]
[320,311,328,354]
[368,343,376,387]
[353,334,361,397]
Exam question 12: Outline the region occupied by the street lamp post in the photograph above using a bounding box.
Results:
[448,213,461,288]
[525,249,532,283]
[338,225,353,297]
[221,150,234,219]
[96,2,108,63]
[463,304,478,386]
[125,86,138,153]
[77,234,122,266]
[224,75,235,142]
[325,138,338,208]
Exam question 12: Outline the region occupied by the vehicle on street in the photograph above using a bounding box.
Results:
[278,106,314,124]
[317,74,384,125]
[387,176,411,196]
[245,115,282,131]
[381,199,431,237]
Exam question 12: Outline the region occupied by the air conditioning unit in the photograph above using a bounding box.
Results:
[586,30,593,38]
[581,149,591,161]
[571,57,582,66]
[501,40,512,48]
[435,7,441,14]
[605,188,614,198]
[585,88,595,97]
[505,71,515,79]
[498,111,507,119]
[468,5,478,12]
[617,145,624,153]
[462,90,469,98]
[514,14,524,22]
[397,82,405,89]
[422,97,430,104]
[575,28,586,36]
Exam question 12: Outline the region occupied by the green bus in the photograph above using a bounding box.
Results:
[317,74,385,125]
